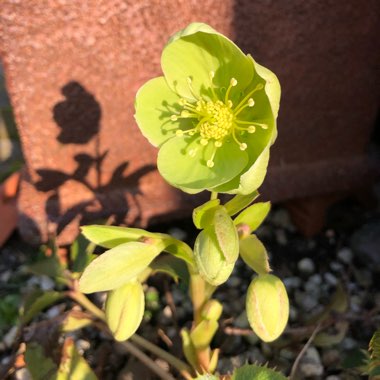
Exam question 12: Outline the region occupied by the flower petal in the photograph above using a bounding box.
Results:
[134,76,193,147]
[161,23,254,100]
[157,136,248,191]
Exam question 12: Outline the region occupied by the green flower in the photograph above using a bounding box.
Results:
[135,23,280,194]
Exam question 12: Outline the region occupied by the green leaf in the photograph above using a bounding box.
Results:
[61,311,93,333]
[370,330,380,359]
[22,291,63,324]
[105,281,145,341]
[25,342,57,380]
[224,191,259,216]
[161,23,254,101]
[190,319,218,349]
[194,228,234,286]
[239,234,271,275]
[212,206,239,264]
[162,238,194,266]
[70,234,97,273]
[234,201,271,232]
[28,256,63,279]
[232,364,287,380]
[192,199,220,229]
[157,136,248,191]
[150,254,189,284]
[180,328,199,372]
[57,338,97,380]
[79,241,165,293]
[81,225,159,249]
[134,76,193,147]
[314,321,349,347]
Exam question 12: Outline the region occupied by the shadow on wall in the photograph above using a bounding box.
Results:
[34,81,155,236]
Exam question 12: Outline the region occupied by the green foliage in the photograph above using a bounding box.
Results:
[234,201,271,233]
[239,234,271,275]
[0,294,20,333]
[232,364,287,380]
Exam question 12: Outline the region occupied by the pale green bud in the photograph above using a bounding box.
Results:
[105,280,144,341]
[246,274,289,342]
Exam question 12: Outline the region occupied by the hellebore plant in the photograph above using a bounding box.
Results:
[79,23,289,379]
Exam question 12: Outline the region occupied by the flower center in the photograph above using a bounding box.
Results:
[170,75,267,168]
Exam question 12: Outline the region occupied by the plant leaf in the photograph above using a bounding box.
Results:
[150,254,189,285]
[192,199,220,229]
[234,201,271,232]
[224,191,259,216]
[79,241,164,293]
[239,234,271,275]
[232,363,287,380]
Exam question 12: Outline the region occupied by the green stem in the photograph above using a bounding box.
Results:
[118,340,177,380]
[210,191,218,200]
[131,335,193,380]
[68,290,192,379]
[67,291,106,322]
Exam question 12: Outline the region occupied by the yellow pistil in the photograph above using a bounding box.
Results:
[171,76,267,167]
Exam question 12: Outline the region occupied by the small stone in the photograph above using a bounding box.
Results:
[39,275,55,291]
[289,305,298,322]
[295,290,318,311]
[322,349,340,367]
[297,258,315,275]
[46,305,62,319]
[227,276,242,288]
[3,326,18,347]
[247,347,265,364]
[299,347,324,377]
[167,227,187,241]
[283,276,302,291]
[330,261,344,272]
[162,305,172,318]
[324,272,338,286]
[272,209,295,231]
[337,247,353,264]
[308,274,322,285]
[279,348,297,361]
[244,332,260,346]
[351,220,380,271]
[76,339,90,354]
[234,311,249,329]
[0,270,12,282]
[341,337,357,350]
[221,335,243,355]
[325,376,340,380]
[14,368,32,380]
[275,229,287,245]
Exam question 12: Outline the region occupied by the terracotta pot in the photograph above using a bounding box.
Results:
[0,171,19,246]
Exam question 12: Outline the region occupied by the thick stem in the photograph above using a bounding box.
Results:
[210,191,219,200]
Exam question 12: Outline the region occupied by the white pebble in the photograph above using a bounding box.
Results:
[297,258,315,275]
[337,248,353,264]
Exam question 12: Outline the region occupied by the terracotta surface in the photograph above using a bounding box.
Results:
[0,1,379,244]
[0,172,19,246]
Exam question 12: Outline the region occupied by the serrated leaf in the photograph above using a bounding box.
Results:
[193,199,220,229]
[370,330,380,359]
[213,206,239,264]
[25,342,57,380]
[234,202,271,233]
[232,364,287,380]
[79,241,165,293]
[105,281,145,341]
[150,254,189,284]
[22,291,63,324]
[239,234,271,275]
[224,191,259,216]
[57,338,97,380]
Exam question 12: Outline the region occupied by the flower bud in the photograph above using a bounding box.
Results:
[105,280,144,341]
[246,274,289,342]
